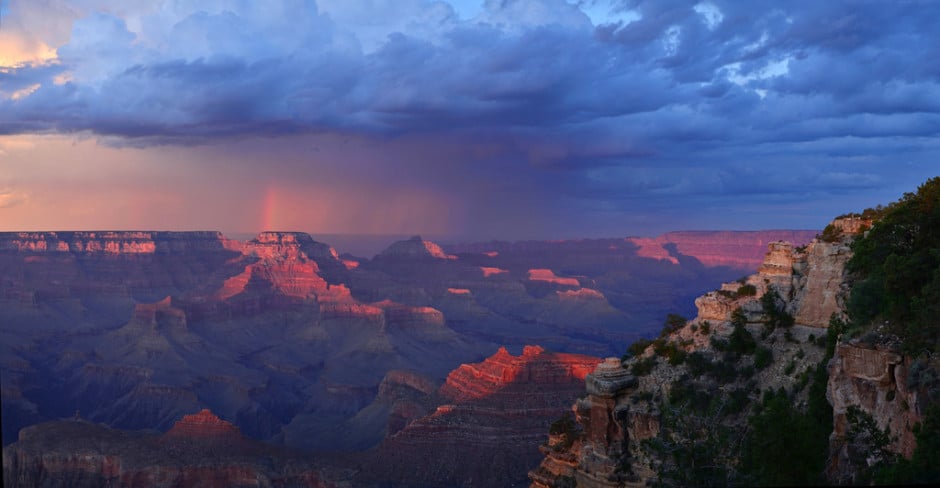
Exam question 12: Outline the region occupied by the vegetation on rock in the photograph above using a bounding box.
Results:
[847,176,940,355]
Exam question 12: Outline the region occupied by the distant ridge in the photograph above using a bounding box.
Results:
[445,230,819,269]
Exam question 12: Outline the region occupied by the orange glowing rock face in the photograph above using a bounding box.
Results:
[0,231,243,255]
[165,409,241,438]
[447,288,471,295]
[212,232,337,301]
[215,265,253,301]
[626,237,679,264]
[526,268,580,287]
[133,297,186,327]
[4,232,160,254]
[556,288,605,300]
[480,266,508,277]
[255,262,328,298]
[319,283,353,302]
[483,251,499,257]
[625,231,819,269]
[341,259,360,269]
[422,240,458,260]
[439,345,601,403]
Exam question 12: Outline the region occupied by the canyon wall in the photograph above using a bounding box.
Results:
[529,217,890,487]
[2,409,343,488]
[359,346,601,488]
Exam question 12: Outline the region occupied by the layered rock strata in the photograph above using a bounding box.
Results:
[2,410,343,488]
[530,218,870,487]
[361,346,601,487]
[826,336,928,483]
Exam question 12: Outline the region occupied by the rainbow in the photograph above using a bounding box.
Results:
[260,185,278,231]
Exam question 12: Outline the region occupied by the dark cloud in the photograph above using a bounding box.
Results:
[1,0,939,237]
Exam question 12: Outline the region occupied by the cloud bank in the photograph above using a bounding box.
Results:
[1,0,939,237]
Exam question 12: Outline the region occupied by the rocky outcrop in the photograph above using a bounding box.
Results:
[449,231,817,271]
[375,370,440,437]
[210,231,350,304]
[531,220,859,487]
[826,337,926,484]
[165,409,242,439]
[530,358,648,488]
[528,268,581,287]
[132,297,187,330]
[375,235,456,260]
[0,231,244,303]
[656,230,817,268]
[790,217,868,327]
[1,413,344,488]
[441,345,599,402]
[360,346,601,488]
[690,217,869,328]
[0,231,242,254]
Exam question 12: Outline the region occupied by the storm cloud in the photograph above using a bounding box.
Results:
[1,0,938,238]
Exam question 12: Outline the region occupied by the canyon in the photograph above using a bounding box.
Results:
[0,228,815,486]
[530,215,937,486]
[3,409,342,488]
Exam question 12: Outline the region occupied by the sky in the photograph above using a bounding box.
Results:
[1,0,939,240]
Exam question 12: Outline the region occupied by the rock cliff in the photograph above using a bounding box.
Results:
[1,410,344,488]
[825,335,933,484]
[375,235,456,260]
[164,409,243,438]
[530,218,874,487]
[359,346,601,487]
[0,231,242,254]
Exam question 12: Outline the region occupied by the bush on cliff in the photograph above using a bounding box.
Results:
[848,176,940,354]
[820,223,842,243]
[660,313,688,337]
[760,289,794,334]
[753,346,772,370]
[740,386,829,486]
[736,284,757,296]
[631,356,657,376]
[549,411,580,450]
[739,314,837,486]
[712,316,757,356]
[645,397,741,487]
[623,338,653,360]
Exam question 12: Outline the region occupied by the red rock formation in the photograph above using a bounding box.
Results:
[203,232,357,311]
[376,235,456,260]
[441,345,599,403]
[450,230,817,270]
[0,231,242,254]
[133,297,187,329]
[657,230,817,268]
[165,409,241,439]
[2,419,344,488]
[527,269,580,287]
[480,266,508,277]
[556,288,606,301]
[360,346,601,487]
[625,237,679,264]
